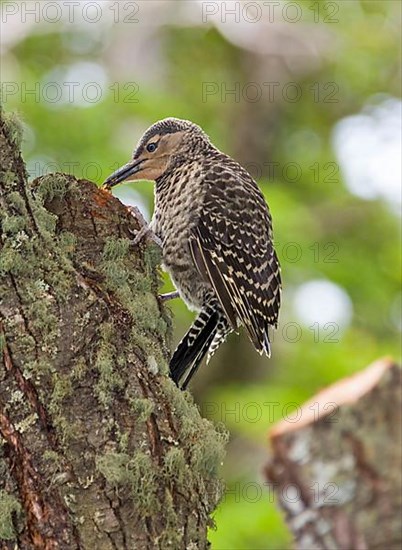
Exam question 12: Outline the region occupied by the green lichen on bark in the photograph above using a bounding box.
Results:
[35,173,73,202]
[102,236,131,261]
[1,110,23,149]
[94,322,125,408]
[164,447,189,486]
[100,235,170,374]
[96,450,159,514]
[158,489,183,548]
[160,377,228,480]
[0,441,25,542]
[143,242,162,276]
[57,230,76,256]
[130,397,154,421]
[1,152,77,462]
[101,238,165,328]
[0,490,22,540]
[96,377,228,540]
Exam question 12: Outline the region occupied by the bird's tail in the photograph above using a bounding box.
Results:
[169,305,220,390]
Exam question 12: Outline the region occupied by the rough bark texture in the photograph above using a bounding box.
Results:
[0,109,227,549]
[266,358,402,550]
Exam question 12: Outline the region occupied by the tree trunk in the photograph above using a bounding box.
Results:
[0,109,227,549]
[265,358,402,550]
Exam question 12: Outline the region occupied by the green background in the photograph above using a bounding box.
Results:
[1,1,400,547]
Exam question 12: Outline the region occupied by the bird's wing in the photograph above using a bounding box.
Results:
[189,169,281,355]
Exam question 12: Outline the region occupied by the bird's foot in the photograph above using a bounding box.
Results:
[126,206,162,248]
[158,290,180,302]
[126,205,148,228]
[129,225,161,247]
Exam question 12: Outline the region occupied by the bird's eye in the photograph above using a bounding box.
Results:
[146,142,158,153]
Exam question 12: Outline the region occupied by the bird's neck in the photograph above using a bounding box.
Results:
[155,150,209,193]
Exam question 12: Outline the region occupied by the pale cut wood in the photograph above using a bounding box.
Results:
[266,358,402,550]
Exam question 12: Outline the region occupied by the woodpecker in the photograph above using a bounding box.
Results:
[103,118,281,389]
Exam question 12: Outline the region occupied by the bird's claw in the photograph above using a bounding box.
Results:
[126,205,148,228]
[129,227,162,248]
[129,225,151,247]
[126,206,162,248]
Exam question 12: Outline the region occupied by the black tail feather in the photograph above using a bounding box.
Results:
[169,309,219,389]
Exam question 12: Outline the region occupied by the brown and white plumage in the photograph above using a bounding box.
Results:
[103,118,281,389]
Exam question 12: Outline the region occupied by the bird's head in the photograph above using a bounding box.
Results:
[102,117,210,189]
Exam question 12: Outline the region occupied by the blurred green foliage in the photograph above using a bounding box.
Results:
[2,0,400,547]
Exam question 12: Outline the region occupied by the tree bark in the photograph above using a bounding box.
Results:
[0,109,227,549]
[265,358,402,550]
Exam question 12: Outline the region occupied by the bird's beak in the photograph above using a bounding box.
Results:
[102,159,143,189]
